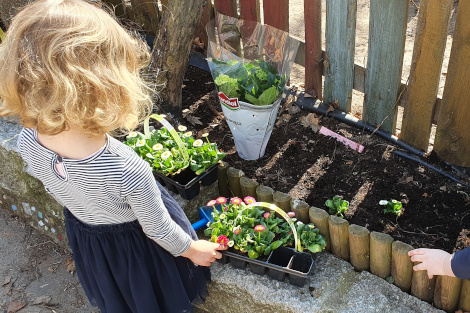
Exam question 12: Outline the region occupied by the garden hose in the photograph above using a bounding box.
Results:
[143,114,189,162]
[393,150,470,188]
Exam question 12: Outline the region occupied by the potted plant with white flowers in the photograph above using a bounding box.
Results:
[125,114,225,199]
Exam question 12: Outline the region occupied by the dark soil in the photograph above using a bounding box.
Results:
[179,64,470,254]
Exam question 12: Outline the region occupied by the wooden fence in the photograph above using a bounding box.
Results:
[219,163,470,313]
[198,0,470,167]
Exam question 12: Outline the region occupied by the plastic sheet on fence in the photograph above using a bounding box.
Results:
[206,13,300,160]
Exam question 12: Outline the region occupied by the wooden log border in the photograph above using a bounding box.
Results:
[217,164,467,311]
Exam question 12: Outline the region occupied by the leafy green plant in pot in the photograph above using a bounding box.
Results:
[124,114,225,177]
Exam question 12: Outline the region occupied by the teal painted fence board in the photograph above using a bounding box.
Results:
[363,0,409,134]
[324,0,357,112]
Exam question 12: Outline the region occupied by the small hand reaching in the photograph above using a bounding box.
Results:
[181,240,228,267]
[408,248,455,279]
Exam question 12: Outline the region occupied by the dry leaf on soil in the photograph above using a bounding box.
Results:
[185,115,203,126]
[2,276,11,286]
[7,300,26,313]
[299,113,321,133]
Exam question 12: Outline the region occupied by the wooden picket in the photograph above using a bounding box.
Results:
[303,0,322,99]
[240,0,260,22]
[363,0,409,134]
[262,0,289,31]
[401,0,453,152]
[434,0,470,167]
[323,0,357,112]
[213,0,238,17]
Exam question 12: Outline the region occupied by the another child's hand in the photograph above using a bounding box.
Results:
[181,240,227,267]
[408,248,455,279]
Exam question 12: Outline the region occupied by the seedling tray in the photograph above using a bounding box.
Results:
[220,247,315,287]
[153,163,219,200]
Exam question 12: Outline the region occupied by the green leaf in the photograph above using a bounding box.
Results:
[308,244,322,253]
[248,250,259,259]
[271,240,283,250]
[257,86,278,106]
[244,93,259,106]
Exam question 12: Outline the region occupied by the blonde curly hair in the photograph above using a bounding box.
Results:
[0,0,153,135]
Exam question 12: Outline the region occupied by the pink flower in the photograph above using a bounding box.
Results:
[216,197,227,205]
[231,197,242,205]
[287,212,295,218]
[244,196,256,205]
[217,235,229,247]
[233,227,241,235]
[254,225,266,232]
[207,200,217,207]
[263,212,271,219]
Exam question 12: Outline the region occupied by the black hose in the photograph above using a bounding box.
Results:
[289,91,425,156]
[392,150,470,187]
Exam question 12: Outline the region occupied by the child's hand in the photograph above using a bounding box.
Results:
[408,248,455,279]
[181,240,227,267]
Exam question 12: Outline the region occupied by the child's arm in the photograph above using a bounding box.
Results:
[408,248,455,279]
[450,247,470,279]
[122,157,224,264]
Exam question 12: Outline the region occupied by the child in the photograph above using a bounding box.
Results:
[409,247,470,280]
[0,1,225,312]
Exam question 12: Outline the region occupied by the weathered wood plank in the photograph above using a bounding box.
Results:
[363,0,409,134]
[323,0,357,112]
[195,0,212,51]
[263,0,289,31]
[401,0,452,151]
[240,0,260,22]
[304,0,323,99]
[213,0,238,17]
[434,0,470,166]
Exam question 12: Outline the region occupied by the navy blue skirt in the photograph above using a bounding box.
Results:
[64,183,210,313]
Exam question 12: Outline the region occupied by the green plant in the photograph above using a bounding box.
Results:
[325,195,349,218]
[296,222,327,253]
[380,199,403,216]
[212,59,286,106]
[125,126,225,176]
[204,197,326,259]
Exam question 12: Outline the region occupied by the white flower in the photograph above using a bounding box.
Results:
[128,132,138,138]
[379,200,388,206]
[182,109,190,113]
[206,222,211,227]
[228,240,234,247]
[202,133,209,137]
[391,199,398,204]
[296,221,304,226]
[193,139,203,147]
[291,218,297,222]
[178,125,187,132]
[161,151,172,160]
[183,131,193,137]
[219,214,226,219]
[308,224,315,229]
[153,144,163,151]
[136,140,146,147]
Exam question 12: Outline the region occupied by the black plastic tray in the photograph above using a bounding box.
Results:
[153,163,219,200]
[219,247,315,287]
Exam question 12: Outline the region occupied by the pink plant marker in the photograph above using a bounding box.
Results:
[319,126,364,153]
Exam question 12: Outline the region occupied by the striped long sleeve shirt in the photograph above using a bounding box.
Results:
[17,128,192,256]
